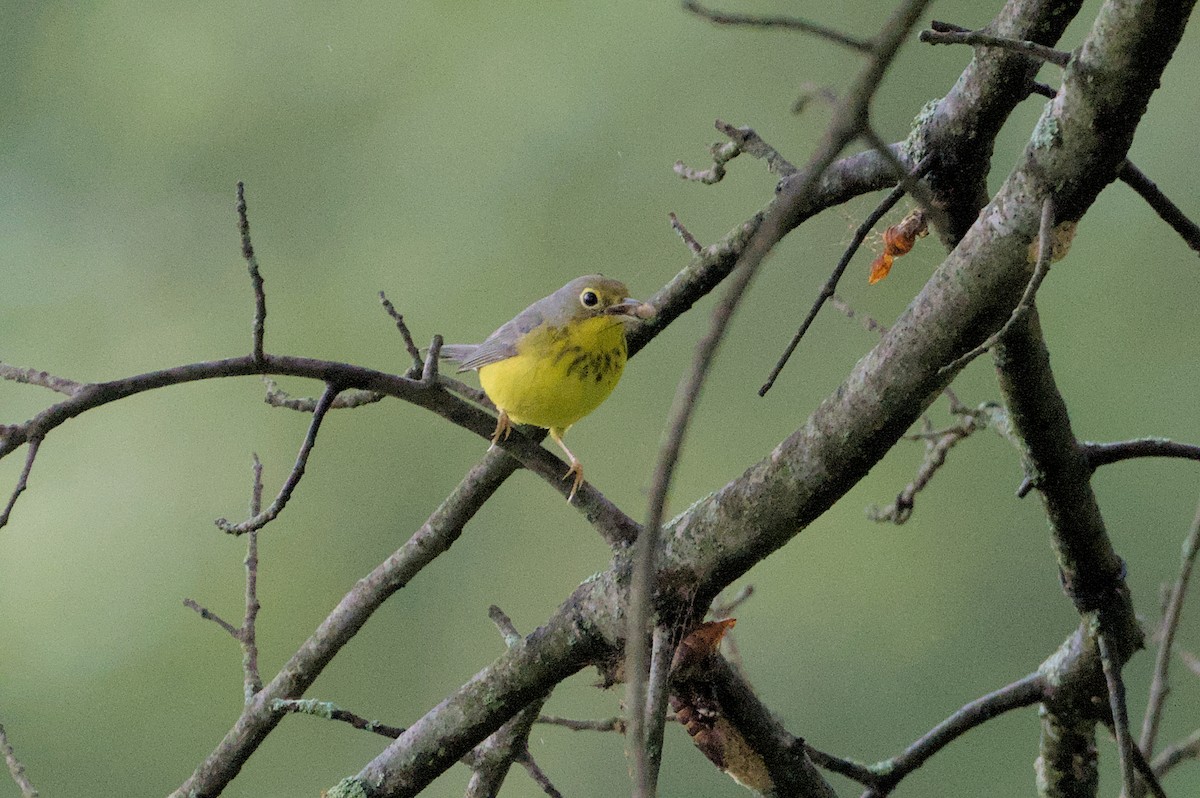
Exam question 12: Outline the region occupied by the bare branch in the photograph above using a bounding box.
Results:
[1138,493,1200,762]
[629,2,934,788]
[921,21,1071,67]
[0,722,38,798]
[1118,160,1200,255]
[0,436,41,530]
[1152,728,1200,779]
[273,698,405,739]
[242,456,264,699]
[674,138,742,184]
[864,672,1046,796]
[941,197,1057,374]
[183,598,241,638]
[682,0,874,53]
[379,290,424,372]
[515,752,564,798]
[632,625,675,797]
[1097,629,1138,798]
[488,604,521,647]
[236,181,267,365]
[262,377,384,411]
[1084,438,1200,470]
[536,716,626,733]
[174,448,526,797]
[668,212,703,255]
[420,335,441,386]
[868,402,1003,524]
[714,119,797,177]
[0,363,81,396]
[466,610,554,798]
[760,154,935,396]
[216,383,340,535]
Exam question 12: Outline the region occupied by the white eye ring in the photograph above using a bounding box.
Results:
[580,289,600,308]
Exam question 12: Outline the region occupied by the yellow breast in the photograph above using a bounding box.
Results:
[478,315,628,432]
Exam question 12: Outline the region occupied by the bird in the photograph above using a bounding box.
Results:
[441,275,653,502]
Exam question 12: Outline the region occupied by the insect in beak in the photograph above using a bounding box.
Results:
[604,298,656,319]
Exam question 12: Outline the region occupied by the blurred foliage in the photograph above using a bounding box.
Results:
[1,2,1199,797]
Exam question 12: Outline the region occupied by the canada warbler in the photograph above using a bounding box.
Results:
[442,275,653,502]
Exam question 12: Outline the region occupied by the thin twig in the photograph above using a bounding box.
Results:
[1098,629,1138,798]
[674,138,743,184]
[183,598,241,638]
[379,291,425,372]
[714,119,797,177]
[804,744,877,786]
[0,722,38,798]
[465,609,554,798]
[861,126,948,235]
[629,3,933,791]
[1118,161,1200,255]
[868,403,998,524]
[516,753,564,798]
[669,212,703,255]
[488,604,521,647]
[536,716,627,733]
[920,22,1071,67]
[1152,728,1200,779]
[682,0,874,53]
[1085,438,1200,470]
[242,456,264,700]
[634,625,675,797]
[0,437,41,530]
[709,584,754,618]
[0,363,81,396]
[864,672,1046,795]
[829,295,889,335]
[421,336,442,385]
[941,197,1056,374]
[1139,493,1200,757]
[262,377,384,411]
[1128,745,1169,798]
[236,182,267,365]
[272,698,405,739]
[216,383,341,534]
[760,154,934,396]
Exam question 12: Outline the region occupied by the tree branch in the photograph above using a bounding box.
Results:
[216,382,340,534]
[627,4,933,790]
[1133,493,1200,796]
[681,0,874,53]
[0,722,38,798]
[920,21,1072,66]
[865,672,1046,796]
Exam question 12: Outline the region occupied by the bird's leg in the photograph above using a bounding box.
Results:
[549,427,583,503]
[488,409,512,450]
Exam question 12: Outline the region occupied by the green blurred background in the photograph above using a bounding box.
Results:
[2,2,1198,796]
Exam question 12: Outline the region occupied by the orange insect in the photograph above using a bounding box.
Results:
[869,208,928,284]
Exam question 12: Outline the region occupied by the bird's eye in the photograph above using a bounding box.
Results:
[580,290,600,308]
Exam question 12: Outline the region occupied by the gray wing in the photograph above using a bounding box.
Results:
[441,303,548,372]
